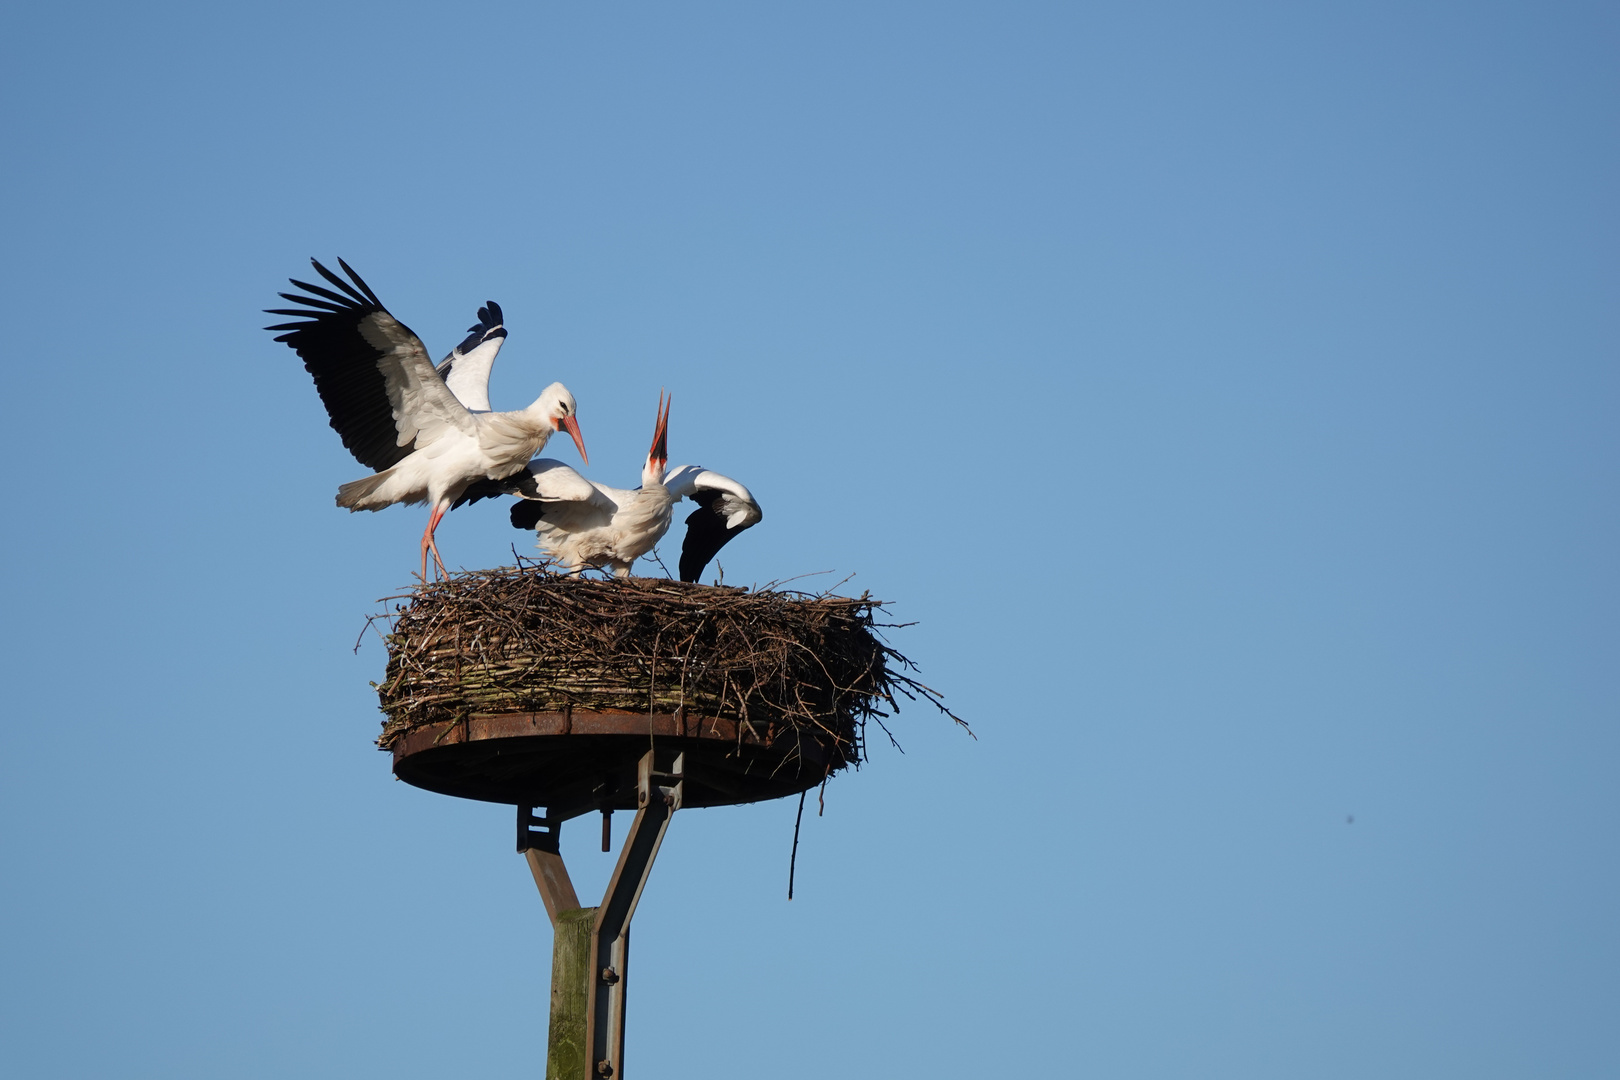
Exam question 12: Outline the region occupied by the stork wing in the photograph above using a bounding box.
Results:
[454,457,606,509]
[435,300,505,412]
[483,459,618,529]
[663,465,763,583]
[266,259,474,471]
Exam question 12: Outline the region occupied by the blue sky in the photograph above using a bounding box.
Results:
[1,3,1615,1077]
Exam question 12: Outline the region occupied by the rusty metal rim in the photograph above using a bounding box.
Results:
[390,706,848,766]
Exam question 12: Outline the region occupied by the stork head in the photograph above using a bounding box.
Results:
[533,382,588,464]
[643,390,671,486]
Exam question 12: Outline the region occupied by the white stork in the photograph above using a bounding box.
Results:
[265,259,588,580]
[460,393,763,582]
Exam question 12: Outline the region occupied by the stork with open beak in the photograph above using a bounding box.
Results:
[460,392,762,581]
[265,259,589,580]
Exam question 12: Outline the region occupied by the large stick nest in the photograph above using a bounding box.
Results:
[372,566,964,764]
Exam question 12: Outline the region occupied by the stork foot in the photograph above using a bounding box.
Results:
[421,503,450,581]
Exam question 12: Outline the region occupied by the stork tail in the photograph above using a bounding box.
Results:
[337,469,396,510]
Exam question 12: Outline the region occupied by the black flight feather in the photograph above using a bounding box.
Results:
[310,258,371,306]
[285,279,358,307]
[510,499,549,530]
[275,292,348,313]
[264,258,419,472]
[336,258,383,306]
[437,299,508,381]
[678,490,746,583]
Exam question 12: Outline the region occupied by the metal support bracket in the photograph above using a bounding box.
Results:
[518,806,581,926]
[586,749,684,1079]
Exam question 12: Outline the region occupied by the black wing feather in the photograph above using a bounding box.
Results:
[310,258,371,305]
[453,476,518,509]
[267,302,343,316]
[336,258,384,306]
[510,499,550,530]
[678,490,744,583]
[437,299,508,379]
[285,279,360,307]
[453,467,546,510]
[277,291,349,312]
[264,258,418,472]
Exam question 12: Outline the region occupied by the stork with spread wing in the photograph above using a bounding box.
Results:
[265,259,588,579]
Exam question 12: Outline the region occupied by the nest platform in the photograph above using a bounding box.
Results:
[375,568,945,812]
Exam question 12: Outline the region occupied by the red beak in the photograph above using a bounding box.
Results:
[649,391,671,466]
[556,414,588,464]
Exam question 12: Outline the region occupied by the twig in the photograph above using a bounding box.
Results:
[788,789,806,900]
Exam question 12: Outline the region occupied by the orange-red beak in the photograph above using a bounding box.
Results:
[649,391,671,467]
[555,414,588,464]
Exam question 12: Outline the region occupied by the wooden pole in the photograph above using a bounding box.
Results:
[520,750,681,1079]
[519,809,592,1080]
[547,906,596,1080]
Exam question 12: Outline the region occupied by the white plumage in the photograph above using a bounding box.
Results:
[435,300,506,411]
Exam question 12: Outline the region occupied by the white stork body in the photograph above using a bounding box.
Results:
[462,395,763,582]
[518,460,676,579]
[265,260,587,579]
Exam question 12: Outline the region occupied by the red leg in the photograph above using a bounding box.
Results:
[423,504,449,579]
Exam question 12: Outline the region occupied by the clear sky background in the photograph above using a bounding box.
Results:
[1,2,1615,1077]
